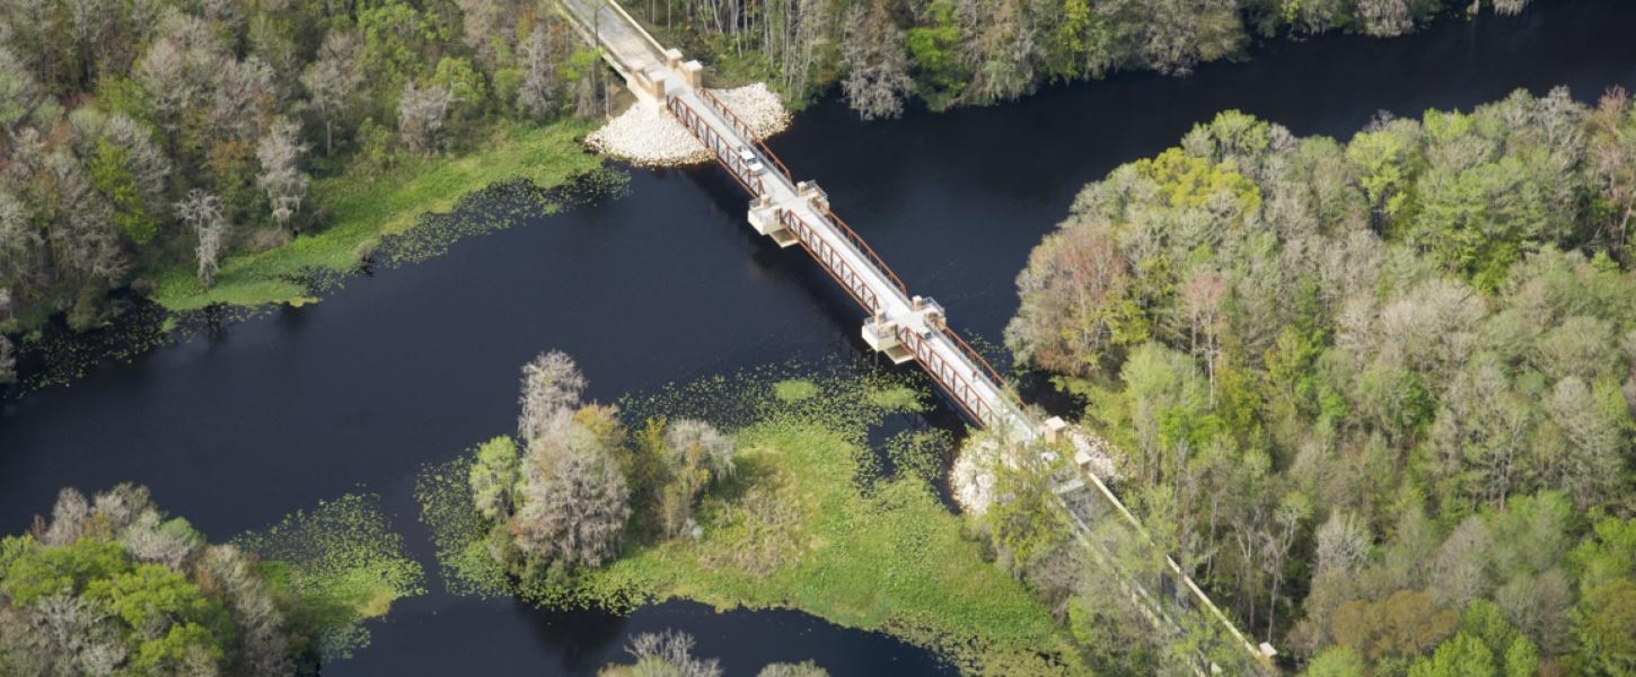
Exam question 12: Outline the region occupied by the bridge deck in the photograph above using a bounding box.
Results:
[561,1,1269,670]
[563,0,1030,435]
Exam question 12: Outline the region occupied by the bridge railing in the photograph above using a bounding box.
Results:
[927,315,1008,394]
[668,95,765,197]
[816,208,910,299]
[776,209,883,315]
[894,324,998,426]
[698,88,795,182]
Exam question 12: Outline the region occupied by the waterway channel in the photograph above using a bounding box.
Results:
[2,1,1634,673]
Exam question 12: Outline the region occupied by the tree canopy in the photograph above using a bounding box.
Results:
[1006,87,1636,673]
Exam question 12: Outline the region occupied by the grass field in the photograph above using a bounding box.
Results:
[152,120,602,312]
[573,419,1084,674]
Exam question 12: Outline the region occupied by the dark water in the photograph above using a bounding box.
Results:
[3,1,1635,673]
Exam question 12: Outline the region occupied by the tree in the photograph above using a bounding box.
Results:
[398,82,456,154]
[758,662,829,677]
[506,352,629,570]
[0,46,47,140]
[300,31,365,156]
[904,0,967,110]
[469,436,520,521]
[1585,88,1636,259]
[603,630,722,677]
[1330,589,1457,663]
[1542,377,1626,510]
[517,350,587,446]
[516,24,560,119]
[840,1,914,121]
[512,424,631,569]
[0,485,301,677]
[1576,579,1636,675]
[1005,222,1142,378]
[658,419,736,538]
[985,450,1072,578]
[198,545,291,677]
[255,117,311,232]
[176,190,230,290]
[1356,0,1415,37]
[1406,631,1497,677]
[0,335,15,385]
[1306,646,1367,677]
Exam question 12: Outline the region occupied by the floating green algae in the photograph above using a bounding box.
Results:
[234,493,426,660]
[413,456,513,599]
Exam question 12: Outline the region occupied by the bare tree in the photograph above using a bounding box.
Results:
[0,334,15,385]
[1432,515,1494,609]
[40,488,90,546]
[0,46,47,141]
[0,593,128,677]
[664,419,736,479]
[42,152,128,291]
[516,24,559,119]
[200,546,293,677]
[659,419,736,538]
[300,30,364,156]
[211,56,276,143]
[1314,511,1369,577]
[117,510,200,569]
[176,190,230,289]
[398,82,457,155]
[618,630,722,677]
[839,2,914,121]
[757,662,829,677]
[255,116,310,232]
[518,350,587,445]
[0,186,44,292]
[1180,268,1227,403]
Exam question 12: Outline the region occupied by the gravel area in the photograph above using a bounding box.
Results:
[585,83,791,167]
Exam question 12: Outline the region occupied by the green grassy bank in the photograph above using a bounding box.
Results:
[420,403,1083,673]
[152,120,602,312]
[587,420,1081,673]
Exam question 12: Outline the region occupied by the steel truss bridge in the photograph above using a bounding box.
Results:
[558,0,1276,671]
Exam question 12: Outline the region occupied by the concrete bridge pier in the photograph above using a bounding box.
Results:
[862,296,946,364]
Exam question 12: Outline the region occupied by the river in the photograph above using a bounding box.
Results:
[2,1,1634,673]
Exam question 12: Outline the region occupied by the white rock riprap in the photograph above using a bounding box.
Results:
[585,83,791,167]
[951,425,1124,517]
[951,434,1003,516]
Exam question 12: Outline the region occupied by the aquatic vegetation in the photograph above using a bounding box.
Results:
[234,494,426,659]
[415,456,514,599]
[771,378,819,403]
[151,120,612,312]
[418,362,1079,673]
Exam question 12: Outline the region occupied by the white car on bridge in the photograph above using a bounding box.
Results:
[736,146,766,175]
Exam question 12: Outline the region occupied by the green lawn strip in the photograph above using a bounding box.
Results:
[152,120,601,312]
[585,420,1082,674]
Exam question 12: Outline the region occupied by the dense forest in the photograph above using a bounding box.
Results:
[3,486,301,676]
[0,0,1547,378]
[1003,87,1636,673]
[627,0,1534,117]
[0,0,605,342]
